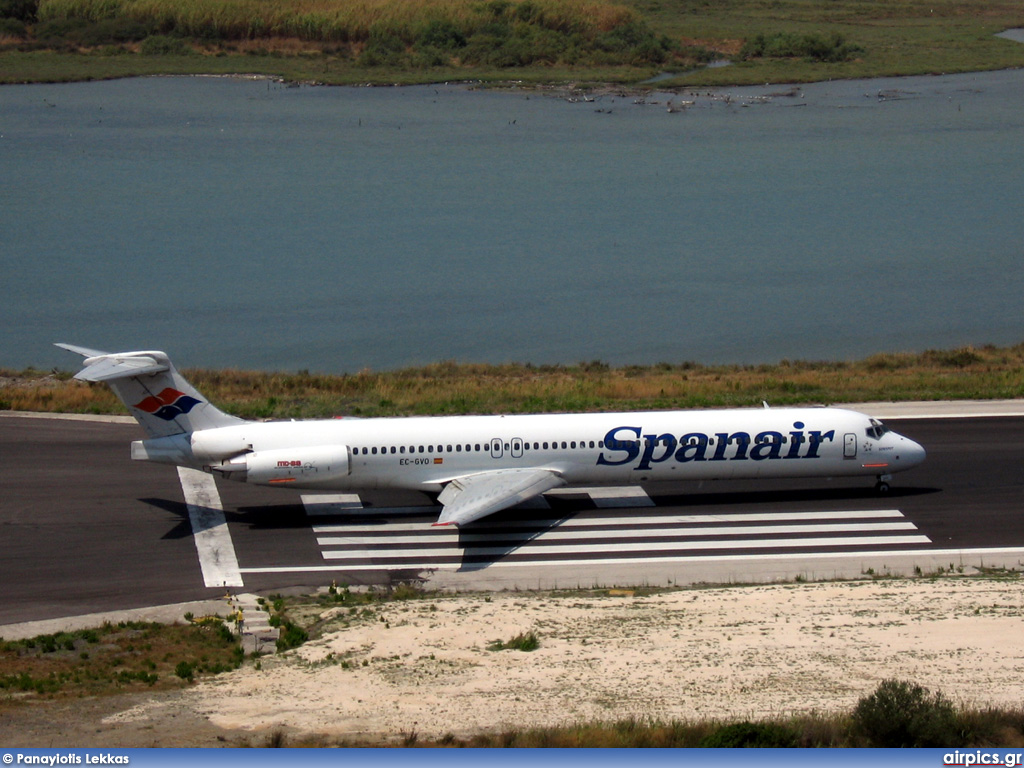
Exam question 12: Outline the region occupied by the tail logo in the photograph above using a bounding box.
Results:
[134,388,202,421]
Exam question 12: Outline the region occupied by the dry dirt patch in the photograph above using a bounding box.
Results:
[177,578,1024,740]
[4,577,1022,746]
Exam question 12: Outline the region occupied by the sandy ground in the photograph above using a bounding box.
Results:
[8,576,1018,746]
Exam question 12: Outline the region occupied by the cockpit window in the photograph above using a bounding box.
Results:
[866,418,891,440]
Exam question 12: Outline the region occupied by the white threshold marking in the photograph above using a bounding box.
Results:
[319,534,931,560]
[237,545,1024,574]
[177,467,243,588]
[311,509,908,534]
[316,521,920,547]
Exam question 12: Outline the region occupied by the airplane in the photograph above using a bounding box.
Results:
[57,344,926,527]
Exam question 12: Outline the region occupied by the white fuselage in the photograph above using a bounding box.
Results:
[134,406,926,493]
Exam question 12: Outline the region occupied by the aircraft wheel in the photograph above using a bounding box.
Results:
[875,480,891,494]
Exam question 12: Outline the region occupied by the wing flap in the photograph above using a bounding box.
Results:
[434,469,565,527]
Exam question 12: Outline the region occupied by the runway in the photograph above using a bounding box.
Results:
[2,410,1023,624]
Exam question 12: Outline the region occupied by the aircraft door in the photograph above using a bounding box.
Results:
[511,438,523,458]
[490,438,503,459]
[844,433,857,459]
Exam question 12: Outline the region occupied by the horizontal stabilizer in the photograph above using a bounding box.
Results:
[56,343,171,382]
[434,468,566,527]
[56,343,245,438]
[54,343,110,359]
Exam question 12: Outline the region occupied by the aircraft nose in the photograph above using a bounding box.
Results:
[897,435,926,468]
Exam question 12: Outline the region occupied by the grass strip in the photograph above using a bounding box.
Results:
[2,342,1022,419]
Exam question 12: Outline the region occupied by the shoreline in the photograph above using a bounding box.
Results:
[2,61,1023,92]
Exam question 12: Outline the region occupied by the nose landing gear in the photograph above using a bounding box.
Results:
[875,473,893,494]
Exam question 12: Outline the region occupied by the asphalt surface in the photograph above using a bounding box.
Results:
[2,412,1023,626]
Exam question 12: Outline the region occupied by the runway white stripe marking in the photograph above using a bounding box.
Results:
[237,546,1024,574]
[177,467,243,588]
[316,521,919,547]
[311,509,907,534]
[319,534,931,560]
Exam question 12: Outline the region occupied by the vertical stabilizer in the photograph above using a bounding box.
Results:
[56,344,247,438]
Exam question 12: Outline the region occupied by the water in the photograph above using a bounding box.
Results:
[2,71,1022,373]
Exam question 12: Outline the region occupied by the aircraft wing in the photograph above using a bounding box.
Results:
[434,469,566,527]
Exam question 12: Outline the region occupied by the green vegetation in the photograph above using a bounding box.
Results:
[642,0,1024,87]
[739,31,863,64]
[0,0,709,83]
[3,342,1022,419]
[0,619,242,701]
[305,678,1024,746]
[275,677,1024,746]
[1,0,1023,85]
[851,678,959,747]
[698,720,799,747]
[487,630,540,651]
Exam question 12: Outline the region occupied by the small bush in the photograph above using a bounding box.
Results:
[851,679,960,747]
[174,660,195,681]
[415,19,466,52]
[139,34,190,55]
[0,0,36,23]
[924,347,983,368]
[741,31,863,63]
[699,721,798,747]
[489,631,539,652]
[276,621,308,652]
[0,17,26,36]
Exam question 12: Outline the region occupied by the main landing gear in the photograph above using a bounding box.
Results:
[875,474,893,494]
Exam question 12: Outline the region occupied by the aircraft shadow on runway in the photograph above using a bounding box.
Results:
[454,508,578,571]
[140,498,321,537]
[139,497,197,540]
